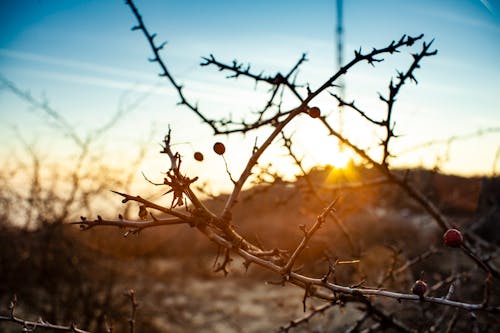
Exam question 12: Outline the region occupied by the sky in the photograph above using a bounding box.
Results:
[1,0,499,194]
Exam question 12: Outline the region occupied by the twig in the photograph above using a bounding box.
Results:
[125,0,217,132]
[278,301,337,332]
[0,295,92,333]
[124,290,139,333]
[71,215,188,232]
[379,39,437,165]
[282,198,338,274]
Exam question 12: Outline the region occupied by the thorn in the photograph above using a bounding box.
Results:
[156,41,167,51]
[111,190,127,197]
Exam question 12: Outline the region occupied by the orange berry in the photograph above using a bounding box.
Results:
[213,142,226,155]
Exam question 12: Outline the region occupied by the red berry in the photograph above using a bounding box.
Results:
[194,152,204,161]
[213,142,226,155]
[308,106,321,118]
[411,280,427,297]
[443,228,463,247]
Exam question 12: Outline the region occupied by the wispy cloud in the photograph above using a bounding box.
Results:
[0,48,262,105]
[0,48,152,80]
[8,67,171,96]
[420,6,499,32]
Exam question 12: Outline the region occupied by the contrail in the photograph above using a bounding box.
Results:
[479,0,494,14]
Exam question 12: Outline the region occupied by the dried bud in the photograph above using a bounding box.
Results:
[194,151,204,161]
[443,228,463,247]
[138,206,148,220]
[412,279,427,297]
[213,142,226,155]
[308,106,321,118]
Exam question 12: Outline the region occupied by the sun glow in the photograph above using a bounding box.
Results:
[310,140,356,171]
[330,149,353,169]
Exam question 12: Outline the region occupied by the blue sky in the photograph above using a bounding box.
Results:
[1,0,499,192]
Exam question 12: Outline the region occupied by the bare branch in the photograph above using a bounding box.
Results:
[0,295,92,333]
[282,198,338,274]
[125,0,217,132]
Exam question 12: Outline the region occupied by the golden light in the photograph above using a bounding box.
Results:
[310,141,356,171]
[323,148,361,185]
[329,148,353,169]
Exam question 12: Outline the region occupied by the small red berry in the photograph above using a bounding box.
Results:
[443,228,463,247]
[308,106,321,118]
[194,152,204,161]
[213,142,226,155]
[412,280,427,297]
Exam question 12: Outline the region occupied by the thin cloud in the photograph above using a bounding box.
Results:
[0,48,152,80]
[12,67,169,95]
[423,7,499,31]
[0,48,260,108]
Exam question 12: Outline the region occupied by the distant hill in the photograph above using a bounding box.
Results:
[72,166,497,265]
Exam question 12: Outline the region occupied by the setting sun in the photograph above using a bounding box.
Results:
[329,148,353,169]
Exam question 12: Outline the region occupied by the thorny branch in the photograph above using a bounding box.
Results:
[319,117,500,279]
[0,295,92,333]
[282,198,338,275]
[72,215,187,235]
[125,0,217,132]
[124,290,138,333]
[330,93,386,126]
[280,131,359,256]
[278,301,335,333]
[281,246,442,331]
[201,52,307,115]
[380,39,437,165]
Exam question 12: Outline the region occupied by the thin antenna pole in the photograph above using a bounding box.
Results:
[336,0,344,75]
[336,0,345,148]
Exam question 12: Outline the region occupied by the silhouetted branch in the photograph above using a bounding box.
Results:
[0,295,92,333]
[125,0,217,132]
[330,93,386,126]
[280,131,359,256]
[278,301,335,332]
[379,39,437,165]
[71,215,187,233]
[282,198,338,275]
[318,117,500,279]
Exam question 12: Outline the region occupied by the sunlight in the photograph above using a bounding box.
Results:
[310,138,356,171]
[323,148,361,185]
[329,148,353,169]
